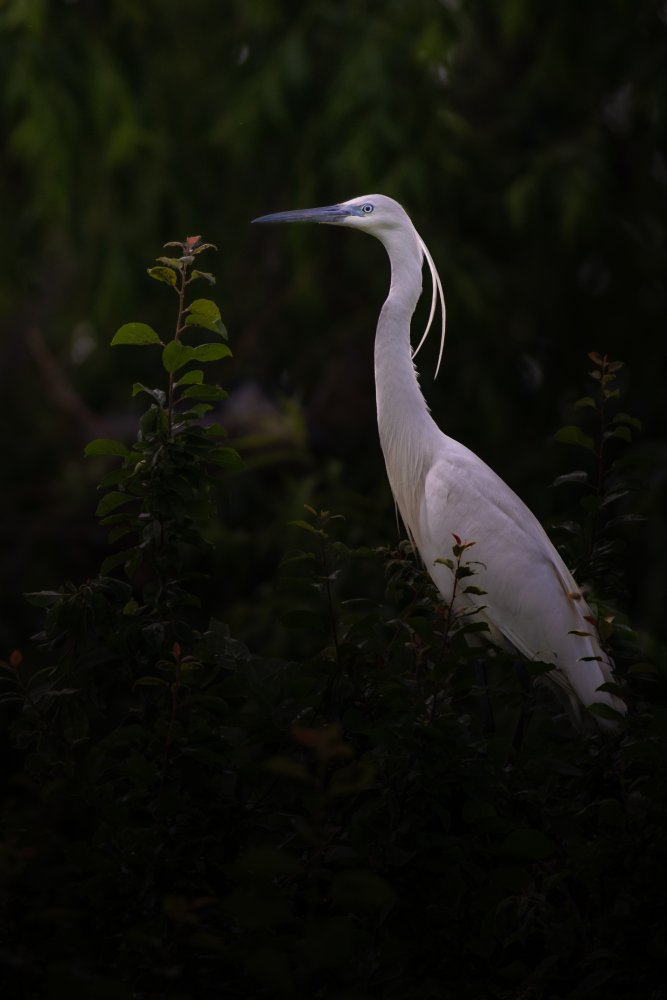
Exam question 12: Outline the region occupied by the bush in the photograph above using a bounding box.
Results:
[1,241,666,1000]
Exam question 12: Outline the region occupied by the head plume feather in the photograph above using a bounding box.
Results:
[411,233,446,379]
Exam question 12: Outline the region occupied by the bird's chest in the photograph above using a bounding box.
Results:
[377,418,433,548]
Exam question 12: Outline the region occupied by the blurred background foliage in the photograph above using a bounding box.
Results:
[1,0,666,652]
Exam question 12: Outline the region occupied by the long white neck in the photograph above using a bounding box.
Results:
[374,226,441,544]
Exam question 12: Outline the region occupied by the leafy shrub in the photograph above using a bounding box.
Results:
[1,247,666,1000]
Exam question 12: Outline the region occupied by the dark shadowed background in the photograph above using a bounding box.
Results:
[1,0,666,655]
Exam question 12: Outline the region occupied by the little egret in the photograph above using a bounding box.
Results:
[253,194,626,730]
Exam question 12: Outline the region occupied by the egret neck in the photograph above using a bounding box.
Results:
[373,226,440,548]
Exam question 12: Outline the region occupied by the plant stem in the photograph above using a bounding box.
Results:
[321,536,341,670]
[589,356,609,562]
[157,656,182,813]
[167,261,188,435]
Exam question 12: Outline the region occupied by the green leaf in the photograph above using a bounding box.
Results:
[84,438,129,458]
[606,513,646,528]
[597,681,625,697]
[459,621,489,634]
[186,298,227,337]
[552,470,589,487]
[101,548,138,575]
[554,425,595,452]
[193,242,217,255]
[600,487,629,507]
[96,491,134,517]
[190,270,216,284]
[99,512,133,527]
[132,383,167,405]
[289,519,326,536]
[25,591,63,607]
[574,396,597,410]
[628,662,658,675]
[588,702,626,723]
[181,384,227,402]
[280,549,317,566]
[162,340,194,373]
[605,425,632,443]
[176,369,204,386]
[111,323,162,347]
[139,406,159,437]
[190,343,232,362]
[186,403,214,416]
[156,256,183,270]
[147,265,177,287]
[108,525,134,544]
[188,298,220,320]
[186,314,228,337]
[205,423,227,437]
[612,412,642,431]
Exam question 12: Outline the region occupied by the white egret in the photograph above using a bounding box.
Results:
[253,194,626,730]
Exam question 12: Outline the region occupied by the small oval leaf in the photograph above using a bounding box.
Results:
[85,438,129,458]
[552,470,589,487]
[190,343,232,363]
[188,298,220,319]
[162,340,194,373]
[554,425,595,452]
[96,491,134,517]
[147,266,177,287]
[111,323,162,347]
[181,384,226,401]
[176,369,205,386]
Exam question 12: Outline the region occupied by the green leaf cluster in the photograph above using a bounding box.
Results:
[552,353,646,600]
[84,237,239,625]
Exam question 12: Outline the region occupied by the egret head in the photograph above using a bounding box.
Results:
[252,194,409,234]
[253,193,446,377]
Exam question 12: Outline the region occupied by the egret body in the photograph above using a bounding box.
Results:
[253,194,626,729]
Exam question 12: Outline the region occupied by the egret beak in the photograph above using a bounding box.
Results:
[252,204,351,225]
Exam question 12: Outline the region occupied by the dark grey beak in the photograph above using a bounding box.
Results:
[252,204,351,225]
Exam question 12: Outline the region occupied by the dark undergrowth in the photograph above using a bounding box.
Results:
[1,241,665,1000]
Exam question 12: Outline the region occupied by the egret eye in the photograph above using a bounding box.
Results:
[361,203,374,214]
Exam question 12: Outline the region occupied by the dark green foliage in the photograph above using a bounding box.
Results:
[1,5,667,994]
[551,353,648,616]
[1,244,667,997]
[2,506,667,999]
